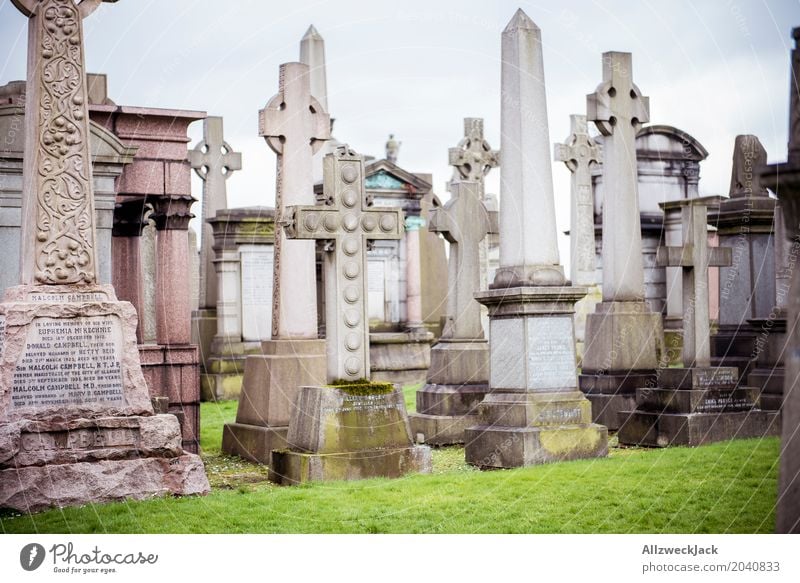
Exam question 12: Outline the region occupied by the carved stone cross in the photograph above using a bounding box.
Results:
[259,62,330,338]
[657,199,732,368]
[430,179,496,340]
[554,114,601,286]
[283,145,403,382]
[587,51,650,302]
[189,116,242,309]
[448,118,499,187]
[13,0,117,285]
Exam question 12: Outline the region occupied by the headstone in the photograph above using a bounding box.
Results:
[465,10,607,469]
[709,135,778,380]
[189,117,241,380]
[269,145,432,484]
[554,114,602,362]
[0,0,208,512]
[410,119,498,445]
[578,51,662,430]
[761,25,800,534]
[618,197,779,447]
[222,62,329,463]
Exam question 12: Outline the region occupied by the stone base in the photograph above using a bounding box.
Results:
[579,371,656,430]
[222,339,326,462]
[464,391,609,469]
[409,412,480,446]
[269,445,432,485]
[748,368,785,410]
[1,454,208,513]
[584,393,638,431]
[581,301,662,372]
[710,326,758,380]
[221,423,289,464]
[617,410,780,447]
[191,307,216,372]
[200,339,264,401]
[369,331,434,385]
[663,328,684,367]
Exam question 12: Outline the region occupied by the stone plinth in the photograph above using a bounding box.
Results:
[0,285,209,512]
[369,331,433,386]
[222,339,326,463]
[466,286,608,468]
[618,366,779,447]
[269,385,432,484]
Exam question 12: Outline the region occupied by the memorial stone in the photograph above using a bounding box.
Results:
[0,0,208,512]
[464,10,607,469]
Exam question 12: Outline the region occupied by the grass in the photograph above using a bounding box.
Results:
[0,398,780,534]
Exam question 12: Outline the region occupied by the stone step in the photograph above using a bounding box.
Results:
[635,386,760,414]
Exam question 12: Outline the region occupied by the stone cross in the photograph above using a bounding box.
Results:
[13,0,116,285]
[554,114,601,286]
[587,51,650,302]
[448,118,499,188]
[189,116,242,310]
[259,62,330,338]
[430,179,496,340]
[657,199,732,368]
[493,9,563,288]
[283,145,403,382]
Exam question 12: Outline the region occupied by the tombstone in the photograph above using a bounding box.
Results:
[410,119,498,446]
[269,145,431,484]
[761,25,800,534]
[578,51,662,431]
[464,10,607,469]
[0,0,208,513]
[188,116,242,388]
[222,62,329,463]
[618,197,779,447]
[202,207,275,401]
[554,114,602,360]
[709,136,777,378]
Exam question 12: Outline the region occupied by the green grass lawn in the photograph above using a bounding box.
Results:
[0,399,780,534]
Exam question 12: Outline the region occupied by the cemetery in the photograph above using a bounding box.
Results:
[0,0,797,536]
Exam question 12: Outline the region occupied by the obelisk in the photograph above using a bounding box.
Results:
[465,9,607,469]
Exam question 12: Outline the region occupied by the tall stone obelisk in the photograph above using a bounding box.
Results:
[578,51,662,430]
[0,0,208,512]
[465,9,607,469]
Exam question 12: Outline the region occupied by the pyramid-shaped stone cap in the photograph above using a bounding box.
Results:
[504,8,540,33]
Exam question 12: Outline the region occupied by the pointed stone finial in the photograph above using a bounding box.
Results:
[303,24,322,40]
[300,24,328,113]
[503,8,539,32]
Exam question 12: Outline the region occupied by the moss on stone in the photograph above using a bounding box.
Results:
[327,378,394,396]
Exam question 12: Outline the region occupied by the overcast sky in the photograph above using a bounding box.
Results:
[1,0,797,262]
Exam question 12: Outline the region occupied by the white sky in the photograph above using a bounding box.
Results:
[1,0,797,263]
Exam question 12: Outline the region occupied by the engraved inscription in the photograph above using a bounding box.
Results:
[28,292,108,303]
[321,393,403,415]
[535,407,584,425]
[20,428,138,451]
[694,368,737,388]
[240,249,274,341]
[11,316,125,409]
[527,317,577,389]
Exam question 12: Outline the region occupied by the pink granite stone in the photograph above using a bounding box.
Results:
[155,230,192,345]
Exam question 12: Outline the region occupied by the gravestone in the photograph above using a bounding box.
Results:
[578,51,662,430]
[189,116,242,387]
[269,145,431,484]
[618,198,779,446]
[761,25,800,534]
[554,114,602,361]
[222,62,329,463]
[410,119,498,445]
[464,10,607,469]
[0,0,208,512]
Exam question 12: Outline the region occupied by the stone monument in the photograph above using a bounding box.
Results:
[188,116,242,393]
[761,25,800,534]
[0,0,208,512]
[578,51,662,430]
[464,9,607,469]
[618,197,779,446]
[554,114,602,360]
[222,62,329,463]
[410,118,498,445]
[269,145,431,484]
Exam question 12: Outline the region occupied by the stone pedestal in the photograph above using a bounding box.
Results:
[466,287,608,468]
[579,300,662,430]
[222,339,326,463]
[269,385,432,484]
[368,330,433,386]
[618,367,780,447]
[0,285,208,512]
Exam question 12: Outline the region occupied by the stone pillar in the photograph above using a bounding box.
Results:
[404,215,425,329]
[111,199,148,343]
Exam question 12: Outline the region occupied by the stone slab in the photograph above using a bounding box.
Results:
[369,331,433,386]
[635,386,759,414]
[464,423,608,468]
[581,303,661,373]
[476,391,593,427]
[0,454,209,513]
[657,367,739,390]
[585,393,638,431]
[425,339,489,386]
[269,445,432,485]
[416,383,490,417]
[408,412,481,446]
[579,371,657,394]
[221,423,289,465]
[617,410,780,447]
